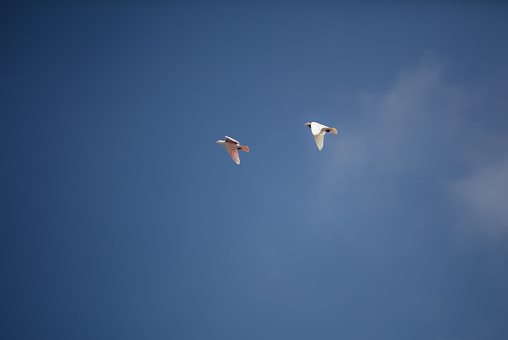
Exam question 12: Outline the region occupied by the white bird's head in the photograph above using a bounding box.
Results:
[216,140,225,145]
[304,122,311,128]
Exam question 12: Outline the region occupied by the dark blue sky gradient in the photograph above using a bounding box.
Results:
[2,2,508,339]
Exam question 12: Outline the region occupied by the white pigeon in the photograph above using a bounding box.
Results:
[305,122,337,150]
[216,136,250,165]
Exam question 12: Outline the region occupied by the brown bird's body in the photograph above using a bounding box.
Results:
[216,136,249,164]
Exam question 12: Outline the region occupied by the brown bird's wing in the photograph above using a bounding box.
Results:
[228,148,240,164]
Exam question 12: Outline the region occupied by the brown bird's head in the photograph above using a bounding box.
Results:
[304,122,311,128]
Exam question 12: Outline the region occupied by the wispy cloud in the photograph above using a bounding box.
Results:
[311,51,463,214]
[310,50,508,242]
[450,152,508,240]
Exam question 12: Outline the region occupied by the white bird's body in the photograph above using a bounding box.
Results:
[216,136,249,164]
[304,122,337,150]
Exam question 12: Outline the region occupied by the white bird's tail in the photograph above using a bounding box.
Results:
[328,128,338,134]
[238,145,249,152]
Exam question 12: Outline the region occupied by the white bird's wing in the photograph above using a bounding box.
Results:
[310,122,326,136]
[314,131,325,150]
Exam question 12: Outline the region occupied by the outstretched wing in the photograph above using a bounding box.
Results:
[311,122,325,136]
[225,136,239,144]
[313,131,325,150]
[228,148,240,164]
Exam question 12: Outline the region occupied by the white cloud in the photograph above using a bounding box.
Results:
[450,152,508,240]
[310,50,508,241]
[311,52,463,211]
[323,51,465,181]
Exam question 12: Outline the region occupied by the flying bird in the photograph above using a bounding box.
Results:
[216,136,250,164]
[305,122,337,150]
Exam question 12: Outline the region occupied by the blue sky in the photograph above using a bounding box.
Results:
[1,2,508,339]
